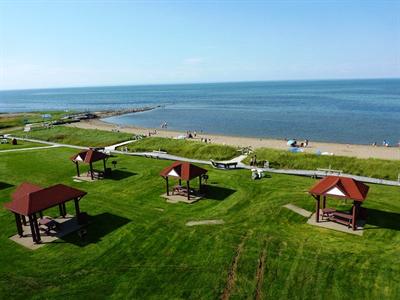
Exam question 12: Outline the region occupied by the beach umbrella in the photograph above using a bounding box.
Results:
[287,140,296,146]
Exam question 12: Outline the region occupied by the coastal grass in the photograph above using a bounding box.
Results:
[123,137,238,160]
[0,111,69,130]
[246,148,400,181]
[11,126,132,147]
[0,148,399,299]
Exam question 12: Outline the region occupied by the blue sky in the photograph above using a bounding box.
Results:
[0,0,399,90]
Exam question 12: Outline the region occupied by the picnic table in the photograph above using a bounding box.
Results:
[329,211,353,227]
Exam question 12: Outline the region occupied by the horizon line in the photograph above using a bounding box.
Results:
[1,76,399,92]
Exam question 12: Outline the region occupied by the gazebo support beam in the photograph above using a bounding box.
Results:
[28,215,37,243]
[103,159,106,173]
[21,215,27,226]
[74,198,81,224]
[90,162,94,180]
[315,195,320,222]
[75,161,80,177]
[166,177,169,196]
[352,201,358,231]
[32,213,41,243]
[323,196,326,209]
[199,176,202,193]
[14,213,23,237]
[187,180,190,201]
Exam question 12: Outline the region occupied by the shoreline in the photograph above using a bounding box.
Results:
[65,118,400,161]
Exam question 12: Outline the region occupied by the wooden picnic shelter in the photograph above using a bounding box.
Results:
[70,149,109,180]
[160,161,208,200]
[309,176,369,230]
[3,182,87,244]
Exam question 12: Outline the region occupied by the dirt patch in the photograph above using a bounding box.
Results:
[254,246,267,300]
[220,232,251,300]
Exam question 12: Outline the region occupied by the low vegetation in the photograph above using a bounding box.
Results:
[11,126,132,147]
[0,148,399,299]
[245,148,400,180]
[0,111,69,130]
[123,137,238,160]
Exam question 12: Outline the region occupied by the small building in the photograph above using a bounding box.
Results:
[70,149,110,180]
[3,182,87,244]
[309,176,369,231]
[160,161,208,201]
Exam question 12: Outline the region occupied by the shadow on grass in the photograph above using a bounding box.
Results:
[204,185,236,201]
[59,212,131,247]
[365,208,400,231]
[0,182,13,190]
[107,170,137,181]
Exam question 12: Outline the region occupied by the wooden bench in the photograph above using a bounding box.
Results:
[328,211,353,227]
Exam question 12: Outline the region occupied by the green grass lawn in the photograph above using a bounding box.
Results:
[122,137,238,161]
[246,147,400,181]
[0,140,46,150]
[0,148,399,299]
[11,126,133,147]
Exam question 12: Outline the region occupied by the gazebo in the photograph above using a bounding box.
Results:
[3,182,87,243]
[70,149,109,180]
[160,161,208,200]
[309,176,369,230]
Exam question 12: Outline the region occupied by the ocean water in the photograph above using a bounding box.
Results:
[1,79,399,145]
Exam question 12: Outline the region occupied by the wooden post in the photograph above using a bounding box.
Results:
[352,202,357,231]
[59,204,64,217]
[166,177,169,196]
[316,195,320,222]
[76,161,80,177]
[187,180,190,201]
[178,179,182,186]
[323,196,326,209]
[15,213,23,237]
[21,215,27,226]
[74,198,81,224]
[39,211,43,218]
[62,203,67,217]
[90,162,94,180]
[33,213,41,243]
[28,215,37,243]
[199,176,202,193]
[103,159,106,173]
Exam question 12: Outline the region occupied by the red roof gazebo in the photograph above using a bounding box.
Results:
[309,176,369,230]
[70,149,109,180]
[3,182,87,243]
[160,161,208,200]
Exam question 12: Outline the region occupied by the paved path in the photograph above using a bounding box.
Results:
[283,204,312,217]
[0,145,61,153]
[105,140,137,152]
[7,136,400,187]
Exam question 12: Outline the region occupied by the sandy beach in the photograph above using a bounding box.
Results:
[65,119,400,161]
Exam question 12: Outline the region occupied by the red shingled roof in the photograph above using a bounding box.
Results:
[309,176,369,202]
[160,161,207,181]
[70,149,109,164]
[4,183,87,215]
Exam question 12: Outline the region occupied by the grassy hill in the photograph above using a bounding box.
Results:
[0,147,399,299]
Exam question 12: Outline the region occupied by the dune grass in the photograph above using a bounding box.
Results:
[11,126,133,147]
[245,148,400,181]
[0,148,399,299]
[0,111,69,130]
[124,137,238,160]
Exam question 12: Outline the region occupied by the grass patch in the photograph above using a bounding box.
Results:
[11,126,132,147]
[0,111,69,130]
[0,148,399,299]
[123,137,238,160]
[0,140,46,150]
[246,148,400,180]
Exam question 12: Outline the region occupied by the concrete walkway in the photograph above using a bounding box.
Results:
[283,204,312,217]
[104,140,136,152]
[8,136,400,187]
[0,145,61,153]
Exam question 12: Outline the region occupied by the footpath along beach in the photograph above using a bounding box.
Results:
[65,118,400,161]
